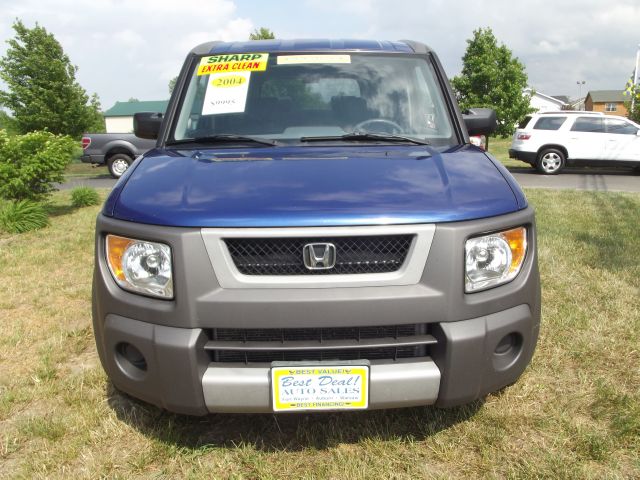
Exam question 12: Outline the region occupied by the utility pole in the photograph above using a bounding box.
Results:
[576,80,586,110]
[632,44,640,112]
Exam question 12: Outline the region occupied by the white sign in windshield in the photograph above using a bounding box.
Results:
[201,71,251,115]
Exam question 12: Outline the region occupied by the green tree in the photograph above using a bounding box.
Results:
[628,101,640,123]
[86,93,105,133]
[169,76,177,94]
[0,110,19,135]
[0,20,103,138]
[451,28,533,137]
[625,87,640,123]
[0,130,76,201]
[249,27,275,40]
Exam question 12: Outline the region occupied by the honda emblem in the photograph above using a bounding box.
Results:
[303,243,336,270]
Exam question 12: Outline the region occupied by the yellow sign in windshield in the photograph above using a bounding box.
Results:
[197,53,269,75]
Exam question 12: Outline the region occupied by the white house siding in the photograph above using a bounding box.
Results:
[529,94,565,113]
[524,88,566,113]
[105,116,134,133]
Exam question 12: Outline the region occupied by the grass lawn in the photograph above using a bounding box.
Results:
[487,136,528,169]
[1,189,639,478]
[64,160,109,178]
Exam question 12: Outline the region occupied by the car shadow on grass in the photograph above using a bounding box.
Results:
[106,382,483,451]
[45,203,77,218]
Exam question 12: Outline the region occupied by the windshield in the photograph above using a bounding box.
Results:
[172,52,455,146]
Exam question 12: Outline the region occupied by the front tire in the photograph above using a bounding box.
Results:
[536,148,565,175]
[107,154,133,179]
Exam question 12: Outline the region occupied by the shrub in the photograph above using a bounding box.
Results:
[71,186,100,207]
[0,130,76,201]
[0,199,48,233]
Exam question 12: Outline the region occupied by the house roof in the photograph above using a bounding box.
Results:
[551,95,570,104]
[524,88,567,106]
[104,100,169,117]
[586,90,626,103]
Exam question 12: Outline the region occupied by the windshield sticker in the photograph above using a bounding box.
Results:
[197,53,268,75]
[201,72,251,115]
[277,54,351,65]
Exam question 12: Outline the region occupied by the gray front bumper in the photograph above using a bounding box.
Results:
[92,206,540,415]
[99,302,536,415]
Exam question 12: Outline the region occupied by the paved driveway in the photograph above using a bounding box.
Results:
[508,167,640,192]
[60,167,640,193]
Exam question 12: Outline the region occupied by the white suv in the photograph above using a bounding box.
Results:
[509,111,640,174]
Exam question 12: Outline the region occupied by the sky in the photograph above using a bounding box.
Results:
[0,0,639,110]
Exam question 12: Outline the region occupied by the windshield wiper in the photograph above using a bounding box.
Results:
[166,134,277,147]
[300,132,430,146]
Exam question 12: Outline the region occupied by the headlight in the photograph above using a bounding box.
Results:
[465,227,527,292]
[106,234,173,299]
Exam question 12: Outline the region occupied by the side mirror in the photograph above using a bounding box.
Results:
[462,108,497,136]
[134,112,163,139]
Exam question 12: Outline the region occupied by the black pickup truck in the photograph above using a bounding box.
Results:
[80,133,156,178]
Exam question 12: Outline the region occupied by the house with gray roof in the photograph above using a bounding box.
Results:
[523,88,568,113]
[584,90,628,116]
[103,100,169,133]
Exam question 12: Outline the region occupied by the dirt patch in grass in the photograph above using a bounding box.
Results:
[0,189,638,478]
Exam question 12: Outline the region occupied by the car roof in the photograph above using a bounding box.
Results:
[536,111,603,116]
[190,39,430,55]
[525,112,639,128]
[600,114,636,122]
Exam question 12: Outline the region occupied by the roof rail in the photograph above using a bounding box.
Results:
[539,111,603,115]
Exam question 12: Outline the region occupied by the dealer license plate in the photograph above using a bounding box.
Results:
[271,365,369,412]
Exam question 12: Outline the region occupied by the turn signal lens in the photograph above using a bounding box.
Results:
[106,234,173,299]
[465,227,527,292]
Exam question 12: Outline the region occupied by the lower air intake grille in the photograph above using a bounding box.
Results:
[205,324,436,364]
[225,235,413,275]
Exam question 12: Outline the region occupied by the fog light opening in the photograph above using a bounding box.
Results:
[495,333,519,355]
[115,342,148,379]
[492,333,523,371]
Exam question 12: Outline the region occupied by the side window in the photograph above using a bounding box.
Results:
[570,117,605,133]
[605,119,638,135]
[533,116,567,130]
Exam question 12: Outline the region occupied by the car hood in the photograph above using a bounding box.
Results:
[106,145,524,227]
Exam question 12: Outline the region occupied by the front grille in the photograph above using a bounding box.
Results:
[214,347,421,363]
[205,324,436,364]
[225,235,413,275]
